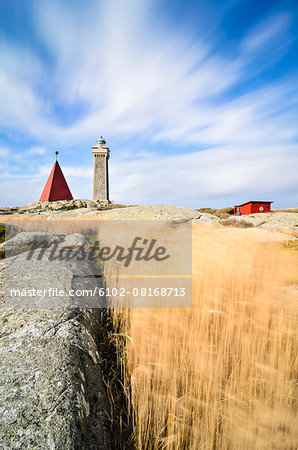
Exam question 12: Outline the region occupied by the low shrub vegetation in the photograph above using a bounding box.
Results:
[216,206,234,215]
[0,224,5,243]
[196,206,234,219]
[273,208,298,213]
[220,217,254,227]
[196,207,217,214]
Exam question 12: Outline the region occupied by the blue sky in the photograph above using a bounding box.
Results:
[0,0,297,208]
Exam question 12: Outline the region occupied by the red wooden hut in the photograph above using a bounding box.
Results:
[234,201,273,216]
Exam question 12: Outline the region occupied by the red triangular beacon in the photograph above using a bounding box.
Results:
[39,152,73,201]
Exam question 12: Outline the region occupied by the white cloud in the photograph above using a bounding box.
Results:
[242,13,290,53]
[0,1,295,149]
[28,147,46,155]
[108,145,298,207]
[0,147,10,157]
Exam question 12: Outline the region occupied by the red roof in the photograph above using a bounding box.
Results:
[234,200,273,207]
[39,161,73,201]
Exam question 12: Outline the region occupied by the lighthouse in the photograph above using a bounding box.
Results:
[92,137,110,202]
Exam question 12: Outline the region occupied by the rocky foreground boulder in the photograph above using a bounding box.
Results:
[0,232,112,449]
[240,212,298,229]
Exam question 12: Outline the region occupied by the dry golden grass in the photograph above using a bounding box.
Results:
[119,226,298,449]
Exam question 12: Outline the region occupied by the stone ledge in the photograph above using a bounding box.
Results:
[0,234,112,449]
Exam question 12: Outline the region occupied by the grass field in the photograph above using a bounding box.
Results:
[110,226,298,449]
